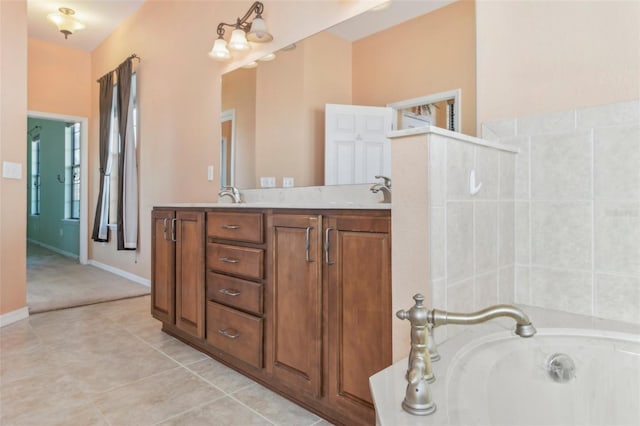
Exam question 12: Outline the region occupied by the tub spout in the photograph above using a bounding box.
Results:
[430,304,536,338]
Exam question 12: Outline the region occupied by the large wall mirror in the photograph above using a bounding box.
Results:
[221,0,475,189]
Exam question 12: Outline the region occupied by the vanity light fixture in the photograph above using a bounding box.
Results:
[209,1,273,61]
[47,7,85,39]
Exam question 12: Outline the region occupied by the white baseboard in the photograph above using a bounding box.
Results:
[0,306,29,328]
[88,260,150,287]
[28,239,79,260]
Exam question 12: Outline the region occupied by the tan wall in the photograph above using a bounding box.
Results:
[255,32,352,187]
[222,68,256,189]
[352,0,477,136]
[303,32,353,186]
[28,39,91,117]
[0,0,28,316]
[476,0,640,126]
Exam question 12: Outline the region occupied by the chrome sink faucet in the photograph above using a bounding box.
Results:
[370,175,392,203]
[218,186,242,204]
[396,294,536,416]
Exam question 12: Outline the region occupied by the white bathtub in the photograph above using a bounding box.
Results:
[370,306,640,426]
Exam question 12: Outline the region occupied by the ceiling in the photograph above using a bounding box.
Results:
[328,0,455,41]
[27,0,146,52]
[26,0,455,53]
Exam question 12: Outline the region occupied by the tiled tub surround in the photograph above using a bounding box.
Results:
[389,127,518,349]
[482,99,640,325]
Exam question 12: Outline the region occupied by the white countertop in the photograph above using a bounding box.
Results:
[157,201,391,210]
[156,184,391,210]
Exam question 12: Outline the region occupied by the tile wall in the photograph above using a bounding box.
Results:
[428,135,517,340]
[482,100,640,325]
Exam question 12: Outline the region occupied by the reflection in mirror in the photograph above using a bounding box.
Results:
[220,109,235,188]
[221,0,474,189]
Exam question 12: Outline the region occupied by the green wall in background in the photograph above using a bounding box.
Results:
[27,117,79,257]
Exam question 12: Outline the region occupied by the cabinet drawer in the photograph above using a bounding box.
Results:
[206,272,263,315]
[206,301,262,368]
[207,243,264,279]
[207,212,263,243]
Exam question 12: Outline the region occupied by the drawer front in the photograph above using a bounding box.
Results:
[207,212,263,243]
[207,243,264,279]
[206,272,263,315]
[206,301,262,368]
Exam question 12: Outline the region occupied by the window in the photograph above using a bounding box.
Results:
[64,123,81,220]
[31,138,41,216]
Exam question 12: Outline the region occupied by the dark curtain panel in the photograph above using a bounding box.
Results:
[91,72,114,242]
[115,59,134,250]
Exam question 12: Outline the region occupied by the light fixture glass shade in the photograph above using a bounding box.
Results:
[47,8,85,39]
[247,16,273,42]
[228,28,250,51]
[209,38,231,60]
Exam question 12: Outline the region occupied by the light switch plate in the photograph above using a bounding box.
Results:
[2,161,22,179]
[207,165,214,181]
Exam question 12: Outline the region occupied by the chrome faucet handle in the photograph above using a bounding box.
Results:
[374,175,392,189]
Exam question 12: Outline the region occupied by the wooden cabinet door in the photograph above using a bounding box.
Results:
[151,209,175,323]
[269,214,322,397]
[175,210,205,339]
[324,215,392,423]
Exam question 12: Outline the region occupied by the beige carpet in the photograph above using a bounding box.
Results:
[27,243,150,313]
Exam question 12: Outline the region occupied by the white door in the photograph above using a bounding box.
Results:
[325,104,392,185]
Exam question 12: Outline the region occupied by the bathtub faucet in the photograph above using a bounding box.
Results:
[396,294,437,416]
[429,304,536,338]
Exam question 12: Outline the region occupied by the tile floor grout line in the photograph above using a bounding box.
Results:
[149,394,229,426]
[226,392,281,426]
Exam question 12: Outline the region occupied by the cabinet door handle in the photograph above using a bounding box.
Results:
[325,227,335,265]
[218,328,240,339]
[305,226,314,263]
[163,218,168,240]
[219,257,239,264]
[221,224,240,230]
[171,218,177,242]
[219,288,241,297]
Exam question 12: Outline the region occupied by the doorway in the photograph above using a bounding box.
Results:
[27,111,88,264]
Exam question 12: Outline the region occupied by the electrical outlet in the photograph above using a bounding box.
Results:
[283,177,295,188]
[260,177,276,188]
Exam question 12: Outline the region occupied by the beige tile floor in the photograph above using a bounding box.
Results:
[0,296,332,426]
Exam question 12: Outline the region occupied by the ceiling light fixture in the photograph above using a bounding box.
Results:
[47,7,85,39]
[209,1,273,61]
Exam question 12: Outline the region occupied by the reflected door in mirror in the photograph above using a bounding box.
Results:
[324,104,392,185]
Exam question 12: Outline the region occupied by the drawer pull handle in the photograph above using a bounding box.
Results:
[221,224,240,230]
[219,288,241,297]
[218,328,240,339]
[220,257,239,264]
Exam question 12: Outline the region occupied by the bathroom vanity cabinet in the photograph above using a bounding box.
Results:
[151,209,205,339]
[151,206,391,426]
